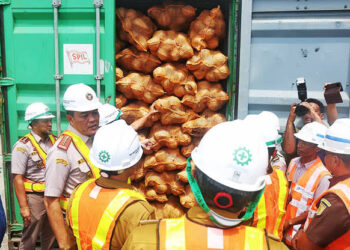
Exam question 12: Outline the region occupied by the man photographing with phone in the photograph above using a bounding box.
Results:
[282,78,326,160]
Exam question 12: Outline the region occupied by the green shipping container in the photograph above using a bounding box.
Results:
[0,0,238,248]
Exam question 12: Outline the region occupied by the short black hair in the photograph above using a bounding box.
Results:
[337,153,350,166]
[306,98,324,114]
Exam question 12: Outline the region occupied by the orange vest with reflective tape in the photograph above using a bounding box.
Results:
[158,216,268,250]
[23,133,56,192]
[253,169,288,241]
[304,178,350,249]
[68,179,146,250]
[285,157,330,245]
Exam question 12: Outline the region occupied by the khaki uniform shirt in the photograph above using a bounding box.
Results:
[44,125,94,198]
[122,207,289,250]
[66,177,155,250]
[11,131,53,182]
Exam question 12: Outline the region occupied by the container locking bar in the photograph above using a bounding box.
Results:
[94,0,103,99]
[52,0,62,135]
[0,0,10,6]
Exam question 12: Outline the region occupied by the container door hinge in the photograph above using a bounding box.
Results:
[0,78,14,86]
[0,0,10,5]
[52,0,61,8]
[3,153,11,163]
[94,0,103,8]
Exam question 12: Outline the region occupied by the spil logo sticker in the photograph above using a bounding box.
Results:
[233,147,252,166]
[99,150,111,163]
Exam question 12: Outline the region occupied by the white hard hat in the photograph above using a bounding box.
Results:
[319,118,350,155]
[295,121,327,145]
[89,120,143,171]
[25,103,55,122]
[258,111,280,131]
[98,103,123,127]
[244,113,282,148]
[191,120,268,192]
[63,83,101,112]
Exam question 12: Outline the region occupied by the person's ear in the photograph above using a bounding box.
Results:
[66,114,74,124]
[320,113,325,120]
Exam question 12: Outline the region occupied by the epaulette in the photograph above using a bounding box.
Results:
[19,136,29,144]
[57,135,72,151]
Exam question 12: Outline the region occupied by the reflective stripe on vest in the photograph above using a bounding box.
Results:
[69,179,146,250]
[59,196,68,212]
[61,131,100,179]
[158,217,268,249]
[25,133,56,166]
[253,169,288,240]
[23,178,45,192]
[285,158,330,245]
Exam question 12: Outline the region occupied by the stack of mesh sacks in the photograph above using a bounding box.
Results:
[115,4,230,219]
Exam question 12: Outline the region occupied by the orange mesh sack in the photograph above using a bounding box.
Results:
[145,171,186,196]
[144,148,187,173]
[180,185,197,208]
[116,73,165,103]
[130,159,148,182]
[189,6,226,51]
[135,183,168,203]
[115,67,124,81]
[182,110,226,137]
[116,8,156,52]
[116,47,161,74]
[148,123,191,151]
[182,80,229,112]
[147,30,194,61]
[115,93,127,109]
[153,63,197,97]
[151,196,185,219]
[120,101,160,127]
[181,138,201,158]
[147,4,196,31]
[154,96,199,125]
[115,37,126,53]
[186,49,230,82]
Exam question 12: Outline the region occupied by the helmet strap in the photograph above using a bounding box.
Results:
[186,157,265,226]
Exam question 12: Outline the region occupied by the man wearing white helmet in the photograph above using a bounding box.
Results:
[244,113,289,242]
[296,119,350,249]
[66,120,155,249]
[44,83,101,249]
[122,120,287,249]
[98,103,158,150]
[11,103,56,249]
[283,122,331,246]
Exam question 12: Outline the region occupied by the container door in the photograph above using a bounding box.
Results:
[237,0,350,129]
[1,0,115,241]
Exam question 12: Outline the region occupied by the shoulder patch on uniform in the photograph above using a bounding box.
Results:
[316,198,331,216]
[19,136,29,144]
[57,135,72,151]
[31,151,38,156]
[56,158,68,166]
[16,147,26,153]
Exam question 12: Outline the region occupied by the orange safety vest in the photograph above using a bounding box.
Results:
[253,169,288,240]
[59,130,101,211]
[158,216,269,250]
[285,157,330,245]
[23,133,56,192]
[68,179,146,250]
[304,178,350,249]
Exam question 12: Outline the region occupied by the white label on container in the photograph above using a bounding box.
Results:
[64,44,93,75]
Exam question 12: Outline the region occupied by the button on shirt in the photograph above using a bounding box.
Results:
[11,131,53,182]
[44,125,94,198]
[287,157,331,199]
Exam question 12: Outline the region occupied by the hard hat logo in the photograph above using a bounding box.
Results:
[86,93,93,101]
[233,147,252,166]
[98,151,111,163]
